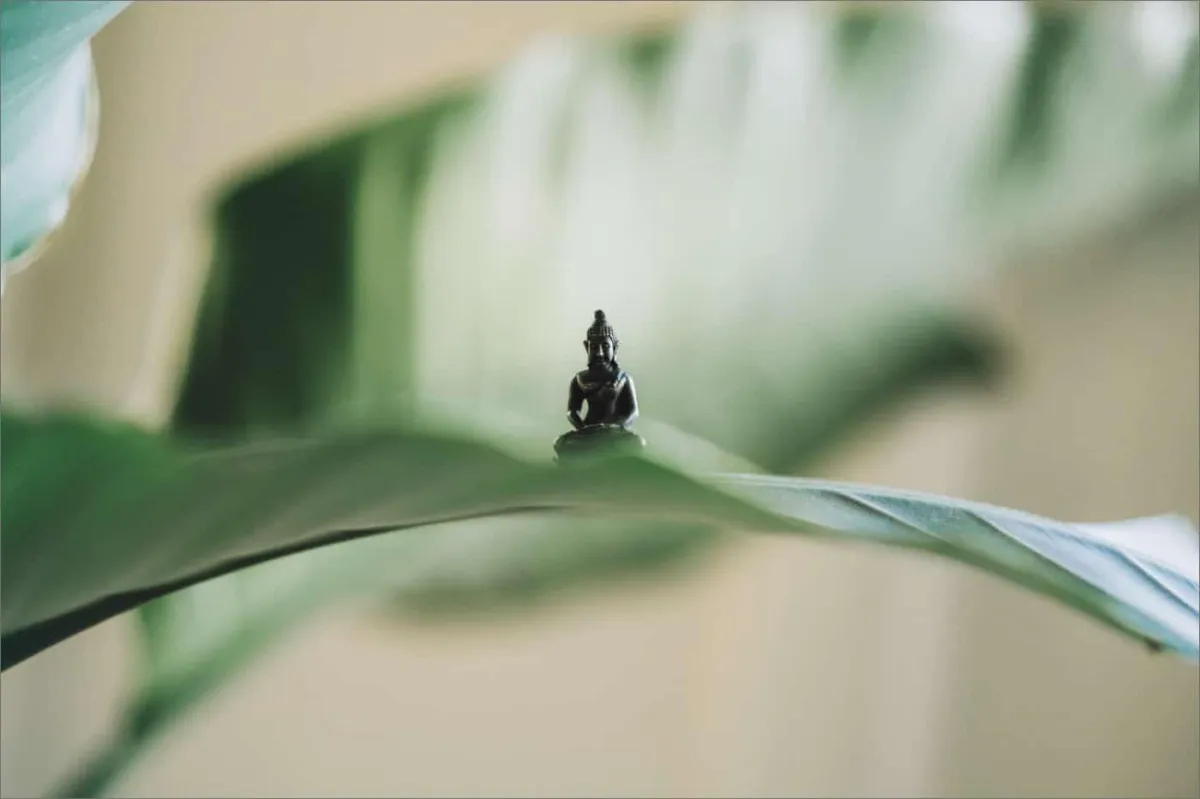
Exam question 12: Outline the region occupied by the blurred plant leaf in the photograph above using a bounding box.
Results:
[1167,33,1199,127]
[173,3,1197,461]
[0,0,128,281]
[999,7,1083,170]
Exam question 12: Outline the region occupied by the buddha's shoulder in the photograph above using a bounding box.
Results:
[574,369,629,390]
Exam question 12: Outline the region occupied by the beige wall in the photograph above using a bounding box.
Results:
[2,3,1197,798]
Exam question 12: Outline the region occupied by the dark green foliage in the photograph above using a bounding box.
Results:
[1001,9,1083,170]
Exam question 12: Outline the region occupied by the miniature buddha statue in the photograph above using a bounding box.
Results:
[554,310,646,461]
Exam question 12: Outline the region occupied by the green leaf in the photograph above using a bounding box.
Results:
[0,0,128,277]
[4,410,1197,675]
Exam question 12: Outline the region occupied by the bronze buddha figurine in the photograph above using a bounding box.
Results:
[554,310,646,461]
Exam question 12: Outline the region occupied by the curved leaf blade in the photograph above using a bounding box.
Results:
[3,411,1196,671]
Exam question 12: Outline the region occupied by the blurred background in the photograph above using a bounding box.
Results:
[1,1,1198,797]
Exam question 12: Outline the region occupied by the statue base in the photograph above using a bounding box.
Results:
[554,425,646,464]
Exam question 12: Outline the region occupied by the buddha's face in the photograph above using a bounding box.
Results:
[585,336,615,367]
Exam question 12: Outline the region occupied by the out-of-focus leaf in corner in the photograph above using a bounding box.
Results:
[0,0,129,284]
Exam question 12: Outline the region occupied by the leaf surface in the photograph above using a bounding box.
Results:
[4,411,1196,675]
